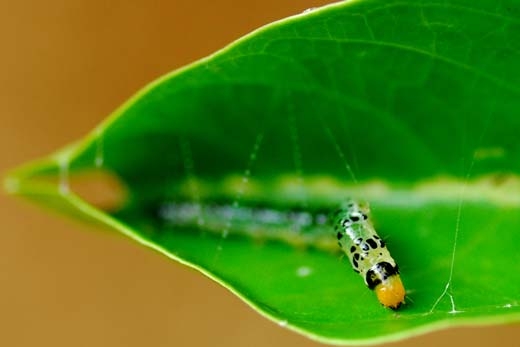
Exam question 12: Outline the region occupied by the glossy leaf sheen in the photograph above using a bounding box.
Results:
[7,0,520,344]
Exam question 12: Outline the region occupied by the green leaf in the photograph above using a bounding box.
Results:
[6,0,520,344]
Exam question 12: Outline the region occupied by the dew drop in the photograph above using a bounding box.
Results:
[302,7,317,13]
[278,320,288,327]
[296,266,312,277]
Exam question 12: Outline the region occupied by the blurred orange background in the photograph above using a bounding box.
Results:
[1,1,518,346]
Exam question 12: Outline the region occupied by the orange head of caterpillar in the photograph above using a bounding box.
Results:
[366,262,405,310]
[374,274,405,310]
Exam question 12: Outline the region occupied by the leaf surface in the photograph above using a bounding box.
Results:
[6,0,520,344]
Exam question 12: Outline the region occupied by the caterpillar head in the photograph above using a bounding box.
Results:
[366,262,405,310]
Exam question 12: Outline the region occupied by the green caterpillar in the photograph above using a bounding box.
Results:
[158,199,405,309]
[333,200,405,309]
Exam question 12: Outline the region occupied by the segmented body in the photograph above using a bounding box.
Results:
[334,200,405,309]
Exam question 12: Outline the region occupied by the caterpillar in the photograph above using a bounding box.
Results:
[157,199,405,309]
[333,200,405,310]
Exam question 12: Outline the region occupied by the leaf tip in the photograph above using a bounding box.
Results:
[3,174,20,195]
